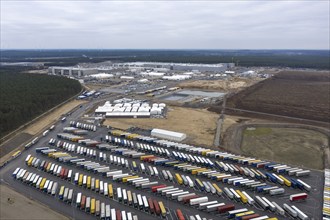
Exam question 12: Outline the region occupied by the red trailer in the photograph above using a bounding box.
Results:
[151,185,167,193]
[144,156,157,162]
[153,200,160,215]
[235,165,244,175]
[116,210,122,220]
[182,195,199,204]
[81,195,86,209]
[176,209,185,220]
[60,168,66,178]
[218,204,235,214]
[289,193,308,201]
[242,213,260,220]
[148,198,155,214]
[63,168,69,179]
[43,161,49,170]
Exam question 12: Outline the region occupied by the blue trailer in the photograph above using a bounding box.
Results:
[265,163,276,170]
[256,185,269,193]
[265,172,277,183]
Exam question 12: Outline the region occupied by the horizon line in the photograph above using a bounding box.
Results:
[1,48,329,51]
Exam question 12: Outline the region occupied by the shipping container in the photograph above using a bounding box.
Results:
[283,203,298,217]
[289,193,308,202]
[228,209,248,218]
[218,204,235,214]
[158,201,166,217]
[176,209,185,220]
[190,197,208,206]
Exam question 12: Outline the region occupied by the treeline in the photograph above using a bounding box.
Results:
[10,55,329,70]
[0,69,81,137]
[2,49,329,69]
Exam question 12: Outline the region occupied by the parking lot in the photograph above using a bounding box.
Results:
[0,97,324,220]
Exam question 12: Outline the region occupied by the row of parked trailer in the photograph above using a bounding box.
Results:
[63,127,89,135]
[105,133,310,183]
[75,192,138,220]
[12,167,59,195]
[70,120,97,132]
[101,141,306,196]
[45,136,310,219]
[27,154,169,219]
[13,167,138,220]
[151,184,281,220]
[107,130,311,177]
[46,133,311,219]
[324,169,330,219]
[115,141,312,194]
[33,150,270,219]
[115,187,167,217]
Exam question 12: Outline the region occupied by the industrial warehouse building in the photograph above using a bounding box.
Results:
[95,101,166,118]
[151,128,186,142]
[114,62,235,72]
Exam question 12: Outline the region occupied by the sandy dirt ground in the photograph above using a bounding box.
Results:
[25,100,86,135]
[222,115,252,134]
[104,106,219,147]
[0,184,69,220]
[241,127,328,170]
[178,78,261,91]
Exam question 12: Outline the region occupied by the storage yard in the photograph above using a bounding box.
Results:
[103,106,218,147]
[0,102,326,220]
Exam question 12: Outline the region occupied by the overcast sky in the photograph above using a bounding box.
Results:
[1,0,329,49]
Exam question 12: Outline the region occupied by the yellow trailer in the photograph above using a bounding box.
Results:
[27,157,34,166]
[158,201,166,217]
[191,168,207,175]
[11,150,21,159]
[202,150,212,156]
[46,163,52,172]
[278,175,291,187]
[108,184,113,198]
[95,179,100,191]
[175,173,183,185]
[235,190,248,204]
[122,176,139,183]
[212,183,223,195]
[59,186,65,198]
[40,178,47,190]
[235,211,255,218]
[78,174,83,186]
[90,198,95,214]
[87,176,91,189]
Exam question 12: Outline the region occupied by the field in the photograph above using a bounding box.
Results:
[103,106,218,147]
[223,71,330,122]
[241,127,327,170]
[178,78,259,92]
[0,184,69,220]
